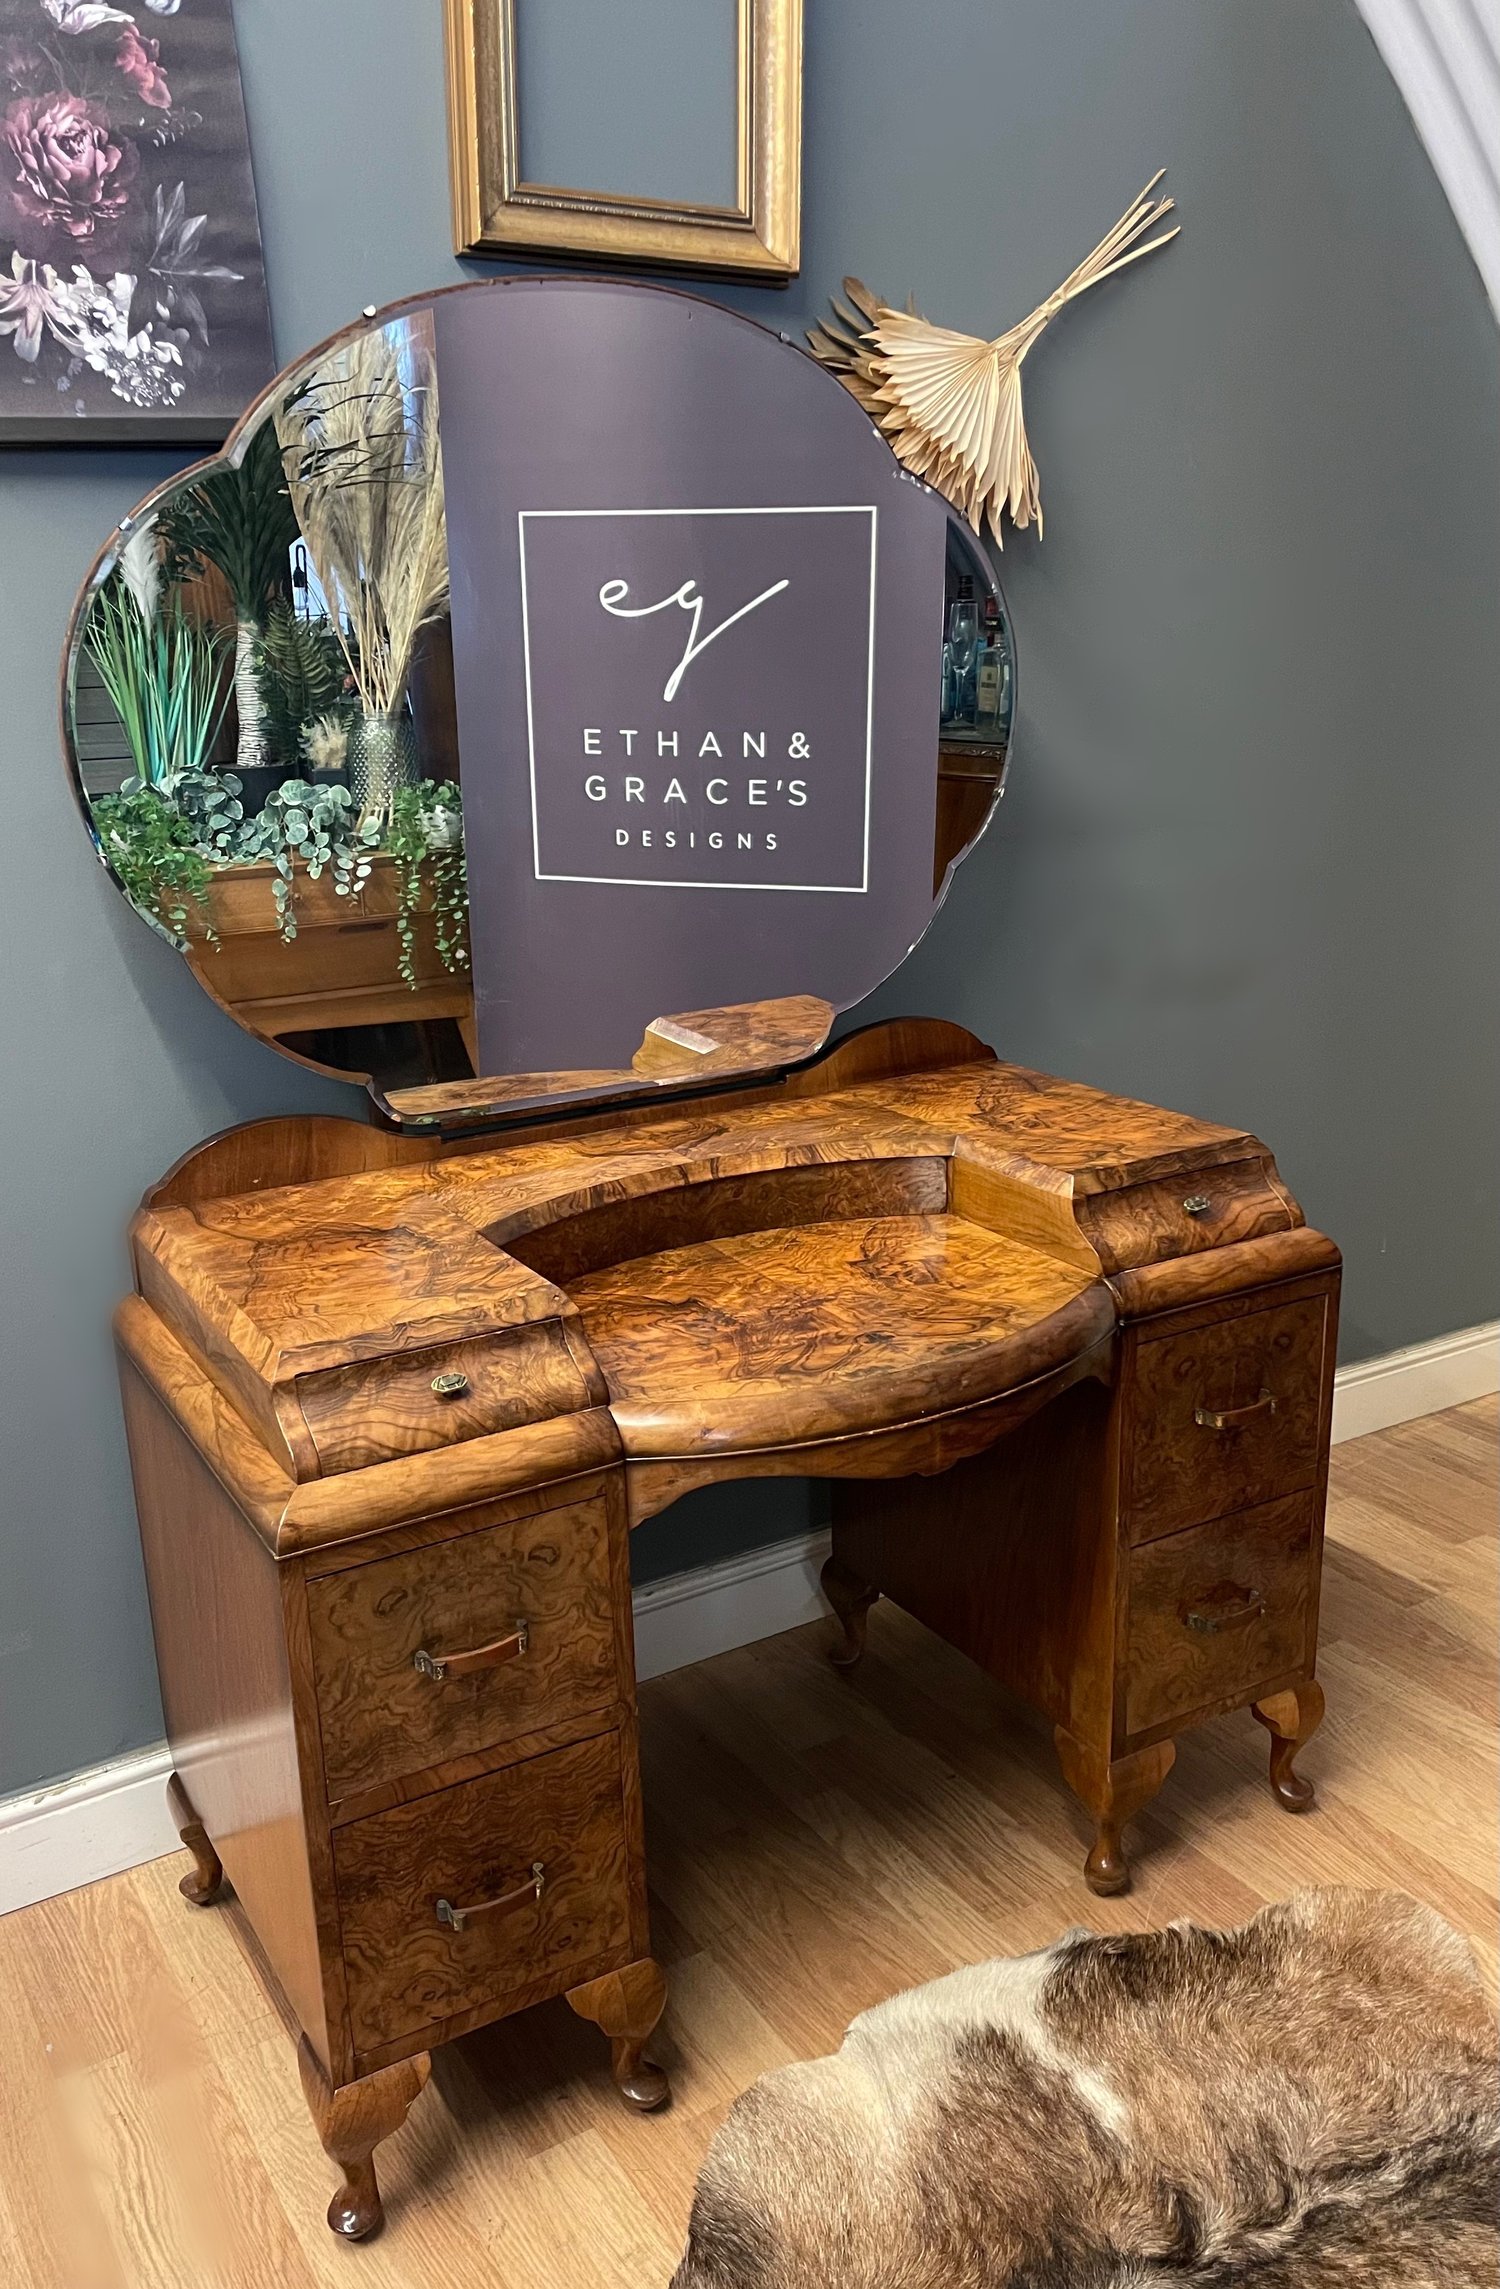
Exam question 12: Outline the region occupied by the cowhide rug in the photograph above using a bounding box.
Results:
[671,1888,1498,2287]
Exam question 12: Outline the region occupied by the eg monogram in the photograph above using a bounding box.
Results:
[598,573,790,703]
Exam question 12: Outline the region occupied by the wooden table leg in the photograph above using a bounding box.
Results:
[567,1958,670,2111]
[1054,1730,1176,1896]
[297,2039,430,2241]
[1253,1678,1325,1811]
[166,1772,223,1908]
[821,1555,880,1670]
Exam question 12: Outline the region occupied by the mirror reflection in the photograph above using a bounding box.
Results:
[65,309,1013,1095]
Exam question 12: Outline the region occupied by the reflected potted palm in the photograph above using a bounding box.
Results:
[274,317,450,824]
[160,423,298,807]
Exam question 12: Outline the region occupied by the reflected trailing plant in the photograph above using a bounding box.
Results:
[386,780,469,990]
[90,765,243,947]
[168,762,245,855]
[91,783,214,947]
[234,778,380,941]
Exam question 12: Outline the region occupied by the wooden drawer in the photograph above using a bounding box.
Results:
[1126,1294,1329,1542]
[1079,1161,1292,1274]
[308,1498,624,1802]
[292,1323,596,1476]
[333,1730,634,2058]
[1125,1495,1315,1736]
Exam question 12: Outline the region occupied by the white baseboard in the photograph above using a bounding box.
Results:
[1330,1319,1498,1444]
[4,1321,1494,1916]
[632,1527,833,1683]
[0,1743,177,1918]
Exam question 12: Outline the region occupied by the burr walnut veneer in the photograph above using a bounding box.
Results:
[117,1017,1338,2237]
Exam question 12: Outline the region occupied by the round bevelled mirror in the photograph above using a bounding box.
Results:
[63,280,1015,1117]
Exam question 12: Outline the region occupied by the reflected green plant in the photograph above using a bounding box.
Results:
[84,537,232,792]
[234,778,381,941]
[387,780,469,991]
[92,785,214,948]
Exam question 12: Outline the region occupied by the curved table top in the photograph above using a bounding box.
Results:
[572,1213,1113,1459]
[122,1030,1301,1535]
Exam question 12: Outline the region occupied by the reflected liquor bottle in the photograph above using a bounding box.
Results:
[946,576,978,727]
[975,594,1010,736]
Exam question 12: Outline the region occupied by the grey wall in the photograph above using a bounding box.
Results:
[1,0,1494,1801]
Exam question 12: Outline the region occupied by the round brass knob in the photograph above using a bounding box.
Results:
[1182,1193,1212,1216]
[431,1370,470,1399]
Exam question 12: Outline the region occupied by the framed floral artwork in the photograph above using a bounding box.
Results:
[0,0,274,443]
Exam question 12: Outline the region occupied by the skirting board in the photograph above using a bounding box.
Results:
[3,1318,1494,1918]
[0,1742,178,1920]
[1329,1318,1497,1444]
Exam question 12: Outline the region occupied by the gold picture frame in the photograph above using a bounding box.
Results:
[444,0,802,278]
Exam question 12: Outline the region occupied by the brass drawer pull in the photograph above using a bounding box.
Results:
[1194,1388,1276,1432]
[436,1863,545,1933]
[1183,1582,1265,1634]
[413,1620,529,1682]
[1182,1193,1213,1216]
[431,1370,470,1399]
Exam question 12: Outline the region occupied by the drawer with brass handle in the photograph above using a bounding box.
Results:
[1075,1159,1293,1273]
[1125,1493,1315,1736]
[332,1730,635,2061]
[290,1324,598,1476]
[1181,1580,1265,1634]
[436,1862,545,1931]
[1125,1296,1328,1542]
[412,1621,529,1683]
[307,1497,624,1803]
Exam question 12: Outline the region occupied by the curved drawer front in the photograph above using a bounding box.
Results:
[292,1322,597,1476]
[1126,1495,1316,1736]
[308,1497,624,1801]
[1125,1295,1330,1543]
[333,1730,634,2060]
[1080,1161,1292,1274]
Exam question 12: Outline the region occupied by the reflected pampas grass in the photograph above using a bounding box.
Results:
[274,315,450,720]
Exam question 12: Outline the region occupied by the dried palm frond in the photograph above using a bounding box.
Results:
[808,173,1178,543]
[274,314,450,718]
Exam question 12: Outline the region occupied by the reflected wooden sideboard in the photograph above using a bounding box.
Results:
[116,1018,1338,2236]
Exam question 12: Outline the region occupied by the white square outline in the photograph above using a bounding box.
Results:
[517,505,879,893]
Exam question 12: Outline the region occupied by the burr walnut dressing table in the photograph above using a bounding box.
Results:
[65,278,1338,2238]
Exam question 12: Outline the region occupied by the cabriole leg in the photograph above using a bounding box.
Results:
[166,1771,223,1907]
[1253,1678,1325,1811]
[1054,1730,1176,1896]
[567,1958,670,2111]
[297,2039,430,2241]
[821,1554,880,1670]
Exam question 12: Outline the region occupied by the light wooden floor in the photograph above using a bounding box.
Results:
[2,1398,1494,2288]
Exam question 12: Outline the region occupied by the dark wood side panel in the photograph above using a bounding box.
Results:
[118,1354,332,2062]
[829,1376,1121,1746]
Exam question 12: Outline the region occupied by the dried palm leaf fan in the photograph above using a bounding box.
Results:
[808,173,1179,543]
